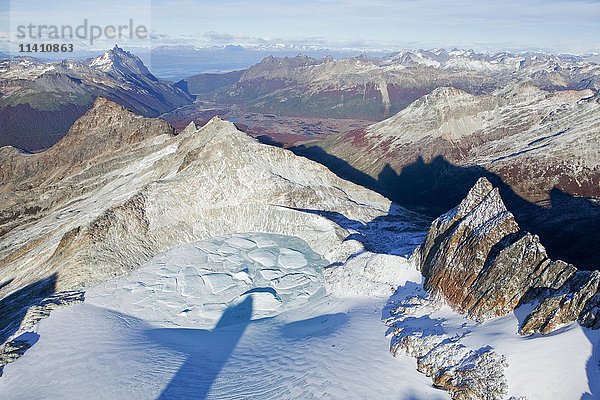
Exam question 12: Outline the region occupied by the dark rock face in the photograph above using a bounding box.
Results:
[417,177,599,334]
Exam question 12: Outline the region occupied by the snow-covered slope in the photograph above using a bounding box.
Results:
[1,100,598,399]
[0,232,451,400]
[385,280,600,399]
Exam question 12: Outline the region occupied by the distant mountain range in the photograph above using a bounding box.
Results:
[134,45,393,81]
[180,49,600,121]
[0,46,192,151]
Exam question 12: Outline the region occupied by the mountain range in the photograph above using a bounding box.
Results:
[0,46,192,151]
[180,49,600,120]
[3,47,598,269]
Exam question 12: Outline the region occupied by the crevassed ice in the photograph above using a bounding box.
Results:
[87,232,329,328]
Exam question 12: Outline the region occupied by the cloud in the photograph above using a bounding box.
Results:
[147,0,599,53]
[2,0,599,53]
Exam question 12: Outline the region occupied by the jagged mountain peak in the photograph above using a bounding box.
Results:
[89,45,151,76]
[0,97,175,193]
[61,97,173,147]
[418,176,600,334]
[90,96,130,113]
[422,86,473,100]
[496,80,547,101]
[182,116,255,148]
[177,116,239,143]
[385,86,480,117]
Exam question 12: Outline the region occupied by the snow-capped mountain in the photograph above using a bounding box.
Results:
[180,49,599,121]
[88,46,152,76]
[309,83,600,269]
[0,46,192,151]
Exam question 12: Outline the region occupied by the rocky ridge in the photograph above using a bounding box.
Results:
[415,177,600,335]
[317,83,600,269]
[0,98,419,361]
[0,97,175,241]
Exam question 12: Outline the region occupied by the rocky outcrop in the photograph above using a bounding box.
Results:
[416,177,600,334]
[385,294,510,400]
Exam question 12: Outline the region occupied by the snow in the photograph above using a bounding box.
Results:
[386,280,600,399]
[85,233,328,326]
[0,61,56,80]
[462,309,600,399]
[89,51,115,73]
[0,232,447,399]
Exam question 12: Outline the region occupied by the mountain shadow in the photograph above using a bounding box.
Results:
[0,274,57,345]
[285,144,600,270]
[0,273,58,375]
[149,296,254,400]
[285,203,429,260]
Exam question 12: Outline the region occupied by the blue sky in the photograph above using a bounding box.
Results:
[1,0,599,53]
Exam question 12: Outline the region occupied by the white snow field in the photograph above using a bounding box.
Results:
[1,231,599,399]
[0,233,448,400]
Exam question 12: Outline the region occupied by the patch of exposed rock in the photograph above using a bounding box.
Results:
[416,177,600,334]
[0,290,84,374]
[384,293,510,400]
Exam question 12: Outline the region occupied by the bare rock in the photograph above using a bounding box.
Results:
[418,177,599,334]
[520,271,600,334]
[385,294,510,400]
